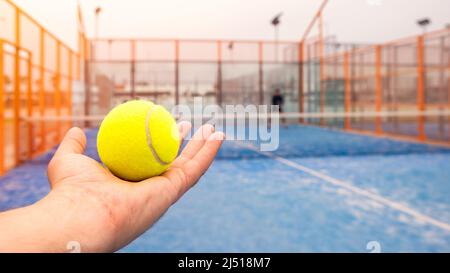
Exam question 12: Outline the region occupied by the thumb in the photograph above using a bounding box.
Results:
[54,127,87,157]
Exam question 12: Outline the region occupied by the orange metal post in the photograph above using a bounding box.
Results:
[417,36,426,141]
[55,41,62,142]
[301,0,329,42]
[13,7,21,165]
[375,45,383,134]
[39,28,46,152]
[175,40,180,105]
[26,53,33,159]
[318,12,325,125]
[258,41,264,105]
[68,52,73,125]
[0,40,4,174]
[344,52,351,130]
[76,52,81,81]
[84,39,91,128]
[84,36,90,62]
[77,35,82,81]
[305,43,311,124]
[298,42,304,123]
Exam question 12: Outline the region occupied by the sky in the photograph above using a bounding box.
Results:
[8,0,450,51]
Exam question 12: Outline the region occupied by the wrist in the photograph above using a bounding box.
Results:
[0,189,114,253]
[0,202,68,252]
[33,187,118,253]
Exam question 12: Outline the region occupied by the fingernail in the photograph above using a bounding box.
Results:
[209,132,225,141]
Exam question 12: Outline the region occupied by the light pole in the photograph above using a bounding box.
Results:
[92,7,102,65]
[416,17,431,125]
[417,18,431,35]
[95,7,102,40]
[271,13,283,62]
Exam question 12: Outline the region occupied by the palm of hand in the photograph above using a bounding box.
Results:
[42,123,223,252]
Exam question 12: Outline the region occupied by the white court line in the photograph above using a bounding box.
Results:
[235,142,450,233]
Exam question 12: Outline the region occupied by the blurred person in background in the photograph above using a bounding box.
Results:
[272,88,286,127]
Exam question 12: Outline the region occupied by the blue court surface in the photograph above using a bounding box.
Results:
[1,126,449,252]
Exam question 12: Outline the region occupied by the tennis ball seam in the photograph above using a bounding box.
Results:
[145,104,171,166]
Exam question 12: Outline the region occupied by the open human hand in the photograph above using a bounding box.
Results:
[0,123,224,253]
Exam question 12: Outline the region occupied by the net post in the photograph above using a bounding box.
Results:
[175,40,180,106]
[344,52,351,130]
[417,35,426,141]
[0,40,4,175]
[298,42,304,123]
[375,45,383,135]
[258,41,264,105]
[13,6,21,166]
[26,51,33,160]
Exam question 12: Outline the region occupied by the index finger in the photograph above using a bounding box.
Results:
[181,131,225,186]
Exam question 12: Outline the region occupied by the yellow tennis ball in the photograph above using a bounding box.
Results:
[97,100,180,182]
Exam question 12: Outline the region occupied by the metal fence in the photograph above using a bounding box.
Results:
[303,29,450,143]
[0,0,84,174]
[88,39,302,116]
[1,0,449,177]
[300,0,449,144]
[90,30,450,144]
